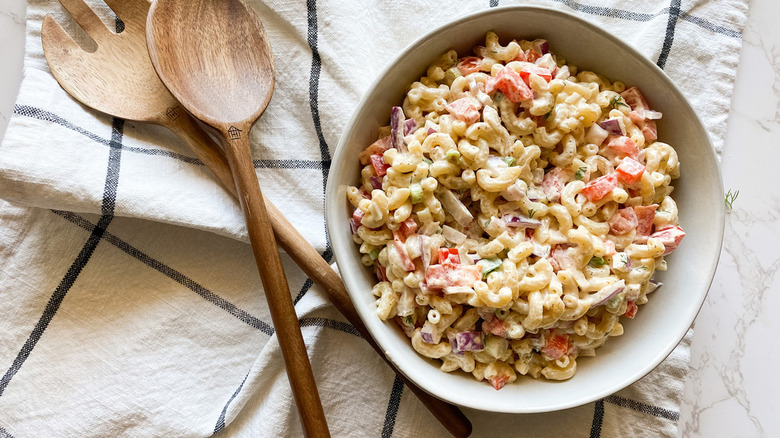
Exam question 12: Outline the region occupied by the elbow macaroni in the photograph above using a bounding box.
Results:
[347,34,684,388]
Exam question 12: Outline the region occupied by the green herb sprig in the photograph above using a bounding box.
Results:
[610,95,629,110]
[725,189,739,213]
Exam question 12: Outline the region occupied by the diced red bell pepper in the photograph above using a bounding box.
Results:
[488,374,510,391]
[525,49,542,63]
[370,154,391,177]
[633,204,658,239]
[445,97,481,124]
[485,67,533,103]
[438,247,460,266]
[519,65,552,85]
[398,217,418,240]
[616,157,646,185]
[482,317,507,338]
[609,207,638,235]
[359,136,392,165]
[604,239,617,256]
[457,56,482,76]
[352,208,365,226]
[622,87,658,143]
[620,87,650,111]
[541,331,569,360]
[550,243,575,272]
[650,226,685,255]
[603,136,639,160]
[424,264,482,290]
[623,301,638,319]
[393,231,416,271]
[582,173,619,202]
[541,167,573,203]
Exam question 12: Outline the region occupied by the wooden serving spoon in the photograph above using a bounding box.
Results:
[146,1,329,436]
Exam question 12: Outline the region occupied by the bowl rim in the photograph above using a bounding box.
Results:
[326,4,725,413]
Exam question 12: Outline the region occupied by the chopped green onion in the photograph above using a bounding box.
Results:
[410,183,424,204]
[528,209,536,219]
[589,256,607,268]
[422,157,433,166]
[477,257,503,279]
[575,166,587,180]
[401,314,416,327]
[503,156,516,167]
[446,150,461,163]
[495,309,510,320]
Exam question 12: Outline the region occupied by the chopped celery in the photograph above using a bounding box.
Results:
[410,183,423,204]
[369,248,380,260]
[477,257,503,279]
[446,150,461,163]
[589,256,607,268]
[502,156,516,167]
[444,67,460,85]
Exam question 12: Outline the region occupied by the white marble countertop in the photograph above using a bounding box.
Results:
[0,0,777,436]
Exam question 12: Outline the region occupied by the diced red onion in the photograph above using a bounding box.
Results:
[439,189,474,227]
[442,225,467,245]
[599,118,625,136]
[449,331,485,354]
[586,123,609,145]
[419,235,430,270]
[427,127,437,135]
[349,218,359,234]
[526,186,545,202]
[369,176,383,190]
[403,118,417,136]
[532,39,549,55]
[500,182,525,201]
[421,322,438,344]
[391,106,407,153]
[503,212,541,229]
[589,280,626,307]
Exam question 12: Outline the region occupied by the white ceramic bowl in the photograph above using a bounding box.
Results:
[325,6,724,413]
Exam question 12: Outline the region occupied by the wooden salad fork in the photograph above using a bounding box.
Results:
[41,0,472,436]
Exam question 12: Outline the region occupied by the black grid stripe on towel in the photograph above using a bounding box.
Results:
[0,117,123,399]
[48,209,366,436]
[12,105,328,170]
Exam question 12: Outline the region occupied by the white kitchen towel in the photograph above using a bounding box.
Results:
[0,0,746,437]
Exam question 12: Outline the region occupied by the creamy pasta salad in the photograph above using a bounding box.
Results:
[346,32,684,389]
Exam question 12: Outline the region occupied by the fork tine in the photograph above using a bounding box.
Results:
[41,14,82,54]
[57,0,112,39]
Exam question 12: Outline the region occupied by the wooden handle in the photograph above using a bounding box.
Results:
[220,129,330,438]
[159,108,238,198]
[166,122,472,437]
